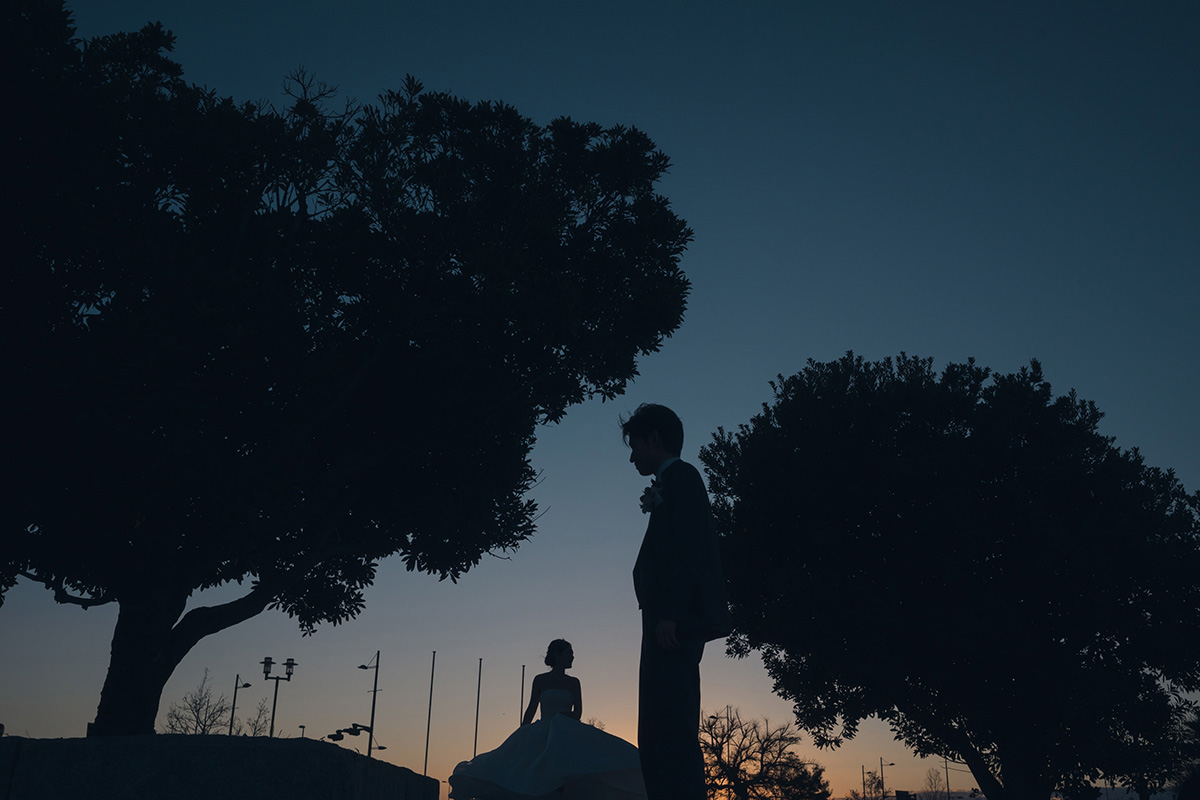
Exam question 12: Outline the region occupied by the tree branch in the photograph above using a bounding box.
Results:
[166,581,280,666]
[168,535,379,665]
[942,726,1004,800]
[18,571,115,609]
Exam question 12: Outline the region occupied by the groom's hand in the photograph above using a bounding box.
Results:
[656,619,680,650]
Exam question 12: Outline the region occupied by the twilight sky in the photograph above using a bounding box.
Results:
[3,2,1199,797]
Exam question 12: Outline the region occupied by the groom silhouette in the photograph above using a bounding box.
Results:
[622,403,732,800]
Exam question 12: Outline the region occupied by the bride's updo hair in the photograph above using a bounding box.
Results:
[544,639,572,667]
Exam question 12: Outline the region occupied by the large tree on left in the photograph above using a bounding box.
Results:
[2,1,693,736]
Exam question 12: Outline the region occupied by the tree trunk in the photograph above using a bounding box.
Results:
[997,757,1050,800]
[950,736,1005,800]
[89,593,189,736]
[88,581,279,737]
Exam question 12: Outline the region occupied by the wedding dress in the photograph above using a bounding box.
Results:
[448,688,646,800]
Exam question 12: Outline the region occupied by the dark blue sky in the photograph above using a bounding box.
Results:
[3,2,1198,795]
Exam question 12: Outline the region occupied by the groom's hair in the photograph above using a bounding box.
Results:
[620,404,684,456]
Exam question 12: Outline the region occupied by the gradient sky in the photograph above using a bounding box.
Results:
[3,2,1199,797]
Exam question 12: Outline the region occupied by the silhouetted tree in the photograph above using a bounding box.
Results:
[1171,713,1200,800]
[1181,766,1200,800]
[701,706,831,800]
[235,698,271,738]
[846,771,884,800]
[3,1,692,737]
[1104,704,1197,800]
[917,767,946,800]
[163,669,229,735]
[160,671,269,736]
[700,353,1200,800]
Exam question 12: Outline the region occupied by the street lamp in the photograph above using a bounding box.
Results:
[863,762,894,800]
[357,650,380,758]
[326,722,372,747]
[228,674,252,736]
[880,758,895,800]
[261,656,298,738]
[706,706,734,780]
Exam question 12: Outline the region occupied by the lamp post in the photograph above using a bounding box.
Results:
[261,656,298,738]
[880,758,895,800]
[357,650,380,758]
[228,674,251,736]
[707,706,734,786]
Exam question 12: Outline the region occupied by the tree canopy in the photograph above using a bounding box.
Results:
[3,1,693,736]
[700,353,1200,800]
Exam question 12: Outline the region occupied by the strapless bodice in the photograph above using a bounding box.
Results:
[539,688,573,720]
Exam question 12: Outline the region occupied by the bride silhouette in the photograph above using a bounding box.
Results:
[449,639,646,800]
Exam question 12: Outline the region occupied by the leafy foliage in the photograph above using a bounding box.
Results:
[3,1,692,735]
[1172,713,1200,800]
[700,353,1200,800]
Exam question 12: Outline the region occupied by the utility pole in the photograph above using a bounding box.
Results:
[473,658,482,756]
[424,651,436,776]
[363,651,380,758]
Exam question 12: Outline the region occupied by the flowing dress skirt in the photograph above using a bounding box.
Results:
[449,715,646,800]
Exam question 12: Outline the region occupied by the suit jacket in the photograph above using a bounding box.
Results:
[633,459,733,643]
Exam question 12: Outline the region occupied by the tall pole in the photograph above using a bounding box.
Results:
[367,650,379,759]
[520,665,526,718]
[473,657,482,756]
[229,674,243,736]
[945,756,951,800]
[260,656,296,740]
[880,757,887,800]
[862,765,868,800]
[269,677,281,738]
[424,650,436,776]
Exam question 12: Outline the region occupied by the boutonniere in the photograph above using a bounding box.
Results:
[640,481,664,514]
